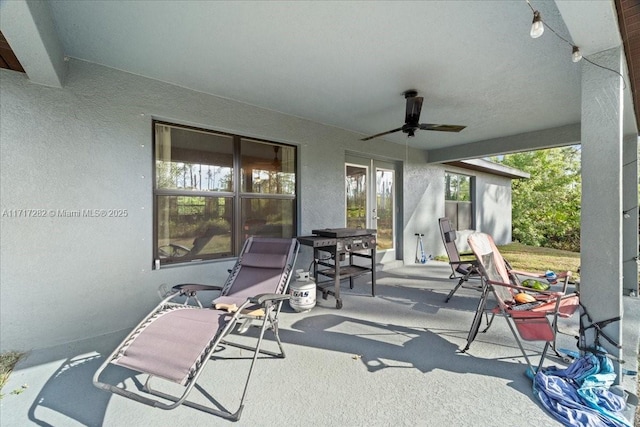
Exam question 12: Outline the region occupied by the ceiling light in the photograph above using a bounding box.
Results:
[572,46,582,63]
[530,11,544,39]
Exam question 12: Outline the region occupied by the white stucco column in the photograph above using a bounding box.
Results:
[580,46,624,378]
[622,135,639,297]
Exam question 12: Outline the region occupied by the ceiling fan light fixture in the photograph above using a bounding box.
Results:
[530,10,544,39]
[571,46,582,62]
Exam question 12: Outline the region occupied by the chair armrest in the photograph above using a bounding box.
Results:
[249,293,291,305]
[171,284,224,294]
[509,270,573,294]
[158,243,191,258]
[450,258,474,265]
[508,269,545,279]
[167,243,190,251]
[509,269,572,279]
[487,279,563,297]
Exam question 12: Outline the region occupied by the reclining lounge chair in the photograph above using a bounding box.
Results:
[93,237,299,421]
[463,232,579,374]
[438,217,480,302]
[157,226,217,260]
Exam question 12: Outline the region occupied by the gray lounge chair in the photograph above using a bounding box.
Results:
[157,226,217,259]
[438,217,480,302]
[93,237,299,421]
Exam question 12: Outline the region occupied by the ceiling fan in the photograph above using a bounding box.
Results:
[361,90,466,141]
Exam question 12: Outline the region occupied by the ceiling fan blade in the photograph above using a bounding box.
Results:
[419,123,466,132]
[405,96,424,125]
[361,127,403,141]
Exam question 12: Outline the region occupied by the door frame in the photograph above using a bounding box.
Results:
[345,154,401,259]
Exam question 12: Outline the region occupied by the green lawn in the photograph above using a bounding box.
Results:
[495,242,581,281]
[437,242,581,281]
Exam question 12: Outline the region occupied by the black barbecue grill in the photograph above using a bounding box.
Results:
[297,228,377,309]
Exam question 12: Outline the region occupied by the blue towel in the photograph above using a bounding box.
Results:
[533,354,631,427]
[542,353,600,382]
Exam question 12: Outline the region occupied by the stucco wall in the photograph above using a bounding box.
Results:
[429,165,513,255]
[0,60,513,351]
[475,173,513,244]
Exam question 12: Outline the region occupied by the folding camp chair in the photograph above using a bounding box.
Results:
[438,217,480,302]
[462,232,579,374]
[93,237,299,421]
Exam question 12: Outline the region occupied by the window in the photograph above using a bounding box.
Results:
[154,121,297,265]
[445,172,473,231]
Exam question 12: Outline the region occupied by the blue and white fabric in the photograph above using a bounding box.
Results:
[533,353,632,427]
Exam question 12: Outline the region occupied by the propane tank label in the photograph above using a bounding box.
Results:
[292,290,310,297]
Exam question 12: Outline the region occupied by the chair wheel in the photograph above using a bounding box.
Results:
[336,300,343,309]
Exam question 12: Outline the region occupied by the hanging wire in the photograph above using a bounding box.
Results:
[525,0,627,89]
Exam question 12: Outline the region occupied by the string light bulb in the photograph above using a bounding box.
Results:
[571,46,582,63]
[525,0,626,81]
[530,10,544,38]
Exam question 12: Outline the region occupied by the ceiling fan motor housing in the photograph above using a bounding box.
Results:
[404,90,423,136]
[402,124,417,137]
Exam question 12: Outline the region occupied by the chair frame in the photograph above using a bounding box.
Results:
[157,226,217,259]
[462,232,578,374]
[438,217,480,302]
[93,237,299,421]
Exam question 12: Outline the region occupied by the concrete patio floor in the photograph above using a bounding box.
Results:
[1,261,638,426]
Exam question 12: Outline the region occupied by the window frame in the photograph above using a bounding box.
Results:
[152,120,298,266]
[444,171,474,231]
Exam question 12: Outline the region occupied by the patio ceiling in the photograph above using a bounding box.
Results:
[1,1,638,155]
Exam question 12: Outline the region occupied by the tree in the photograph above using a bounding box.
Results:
[494,146,581,252]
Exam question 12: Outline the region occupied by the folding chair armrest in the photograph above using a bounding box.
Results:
[166,284,225,308]
[172,284,224,293]
[249,293,291,305]
[487,279,521,289]
[166,243,191,252]
[508,269,545,279]
[450,258,478,266]
[509,270,573,293]
[509,269,572,279]
[158,243,191,258]
[487,279,564,297]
